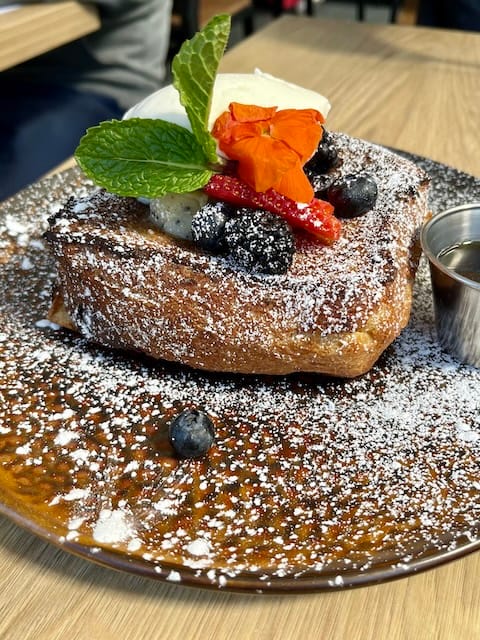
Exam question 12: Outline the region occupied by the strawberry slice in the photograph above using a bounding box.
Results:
[205,174,341,245]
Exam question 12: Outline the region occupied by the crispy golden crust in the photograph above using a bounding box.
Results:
[47,258,414,377]
[45,134,429,377]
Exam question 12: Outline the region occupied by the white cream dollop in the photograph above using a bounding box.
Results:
[124,69,331,129]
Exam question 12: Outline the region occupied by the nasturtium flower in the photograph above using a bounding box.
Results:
[212,103,324,203]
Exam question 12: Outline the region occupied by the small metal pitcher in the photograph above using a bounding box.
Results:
[421,203,480,367]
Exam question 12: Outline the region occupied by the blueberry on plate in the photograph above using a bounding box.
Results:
[168,408,215,458]
[327,173,378,218]
[224,208,295,275]
[191,201,235,253]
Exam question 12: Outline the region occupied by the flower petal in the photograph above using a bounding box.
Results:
[273,160,315,203]
[228,137,299,194]
[211,103,325,201]
[211,110,235,145]
[271,109,324,162]
[230,102,277,123]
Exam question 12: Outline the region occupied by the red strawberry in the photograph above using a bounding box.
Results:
[204,174,341,245]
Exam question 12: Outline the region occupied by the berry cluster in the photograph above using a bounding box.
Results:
[188,129,378,275]
[204,174,339,245]
[192,203,295,275]
[306,129,378,218]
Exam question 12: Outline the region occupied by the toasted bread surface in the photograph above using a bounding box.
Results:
[45,134,429,377]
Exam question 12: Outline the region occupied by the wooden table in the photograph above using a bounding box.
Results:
[0,1,100,72]
[220,15,479,179]
[1,15,480,640]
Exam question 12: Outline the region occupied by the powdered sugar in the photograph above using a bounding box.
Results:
[93,508,136,544]
[0,148,479,592]
[45,135,430,376]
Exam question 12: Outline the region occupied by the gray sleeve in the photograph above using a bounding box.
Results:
[2,0,174,111]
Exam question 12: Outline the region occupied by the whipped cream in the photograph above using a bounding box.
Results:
[124,70,331,129]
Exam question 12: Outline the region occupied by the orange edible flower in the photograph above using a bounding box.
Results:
[212,103,324,203]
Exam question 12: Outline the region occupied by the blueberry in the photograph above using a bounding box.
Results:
[224,208,295,275]
[168,409,215,458]
[304,129,339,175]
[191,201,235,253]
[327,173,378,218]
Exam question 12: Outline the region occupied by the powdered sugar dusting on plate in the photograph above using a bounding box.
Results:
[0,150,479,592]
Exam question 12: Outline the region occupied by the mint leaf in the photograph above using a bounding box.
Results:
[172,14,230,163]
[75,119,214,198]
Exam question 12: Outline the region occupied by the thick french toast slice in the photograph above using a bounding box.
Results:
[45,133,429,377]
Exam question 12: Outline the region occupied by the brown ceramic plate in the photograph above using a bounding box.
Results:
[0,154,479,593]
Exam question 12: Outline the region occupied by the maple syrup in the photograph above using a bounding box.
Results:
[438,240,480,284]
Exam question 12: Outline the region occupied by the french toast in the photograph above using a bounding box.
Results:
[45,132,429,377]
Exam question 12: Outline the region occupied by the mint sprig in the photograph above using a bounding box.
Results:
[74,15,231,197]
[172,14,230,164]
[75,118,214,198]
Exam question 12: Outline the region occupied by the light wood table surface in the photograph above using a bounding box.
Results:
[0,1,100,72]
[2,15,480,640]
[220,15,479,179]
